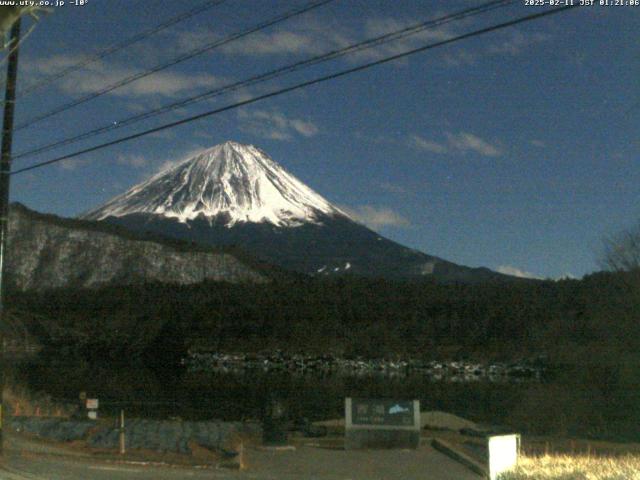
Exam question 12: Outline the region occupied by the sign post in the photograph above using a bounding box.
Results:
[119,409,125,455]
[345,398,420,449]
[86,398,99,420]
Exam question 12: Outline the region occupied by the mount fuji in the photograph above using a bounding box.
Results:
[82,141,509,281]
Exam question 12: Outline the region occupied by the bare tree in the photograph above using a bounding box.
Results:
[600,222,640,272]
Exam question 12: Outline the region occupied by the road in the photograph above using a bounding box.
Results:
[0,432,482,480]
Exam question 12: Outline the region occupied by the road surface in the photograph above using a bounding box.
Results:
[0,432,482,480]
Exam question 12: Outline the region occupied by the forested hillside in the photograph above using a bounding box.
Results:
[10,270,640,366]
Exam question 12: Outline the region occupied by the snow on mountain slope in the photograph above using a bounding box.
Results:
[83,141,346,227]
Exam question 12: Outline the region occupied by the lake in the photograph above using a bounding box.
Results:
[15,353,640,442]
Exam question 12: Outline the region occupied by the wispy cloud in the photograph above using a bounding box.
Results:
[221,29,342,56]
[172,13,549,81]
[445,132,502,157]
[147,129,177,140]
[192,14,454,65]
[496,265,541,279]
[25,54,222,99]
[341,205,410,229]
[349,17,453,63]
[487,30,551,57]
[116,154,148,169]
[238,109,319,141]
[364,17,452,42]
[181,19,350,58]
[411,135,448,154]
[442,29,553,68]
[530,139,546,148]
[410,132,502,157]
[58,158,88,171]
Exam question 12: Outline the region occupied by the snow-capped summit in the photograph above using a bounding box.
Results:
[83,141,344,227]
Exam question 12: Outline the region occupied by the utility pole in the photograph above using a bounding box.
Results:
[0,15,22,454]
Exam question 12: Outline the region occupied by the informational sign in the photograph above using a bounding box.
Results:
[87,410,98,420]
[86,398,99,410]
[488,434,520,480]
[350,399,417,427]
[345,398,420,449]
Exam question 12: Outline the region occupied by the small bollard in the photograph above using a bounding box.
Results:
[119,409,125,455]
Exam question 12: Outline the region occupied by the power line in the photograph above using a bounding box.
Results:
[14,0,335,131]
[9,0,227,102]
[14,0,516,161]
[11,5,579,176]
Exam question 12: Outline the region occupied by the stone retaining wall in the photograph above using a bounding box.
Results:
[9,416,260,454]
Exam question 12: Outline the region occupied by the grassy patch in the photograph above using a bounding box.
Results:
[501,454,640,480]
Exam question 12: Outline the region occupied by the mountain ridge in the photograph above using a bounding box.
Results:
[5,203,273,291]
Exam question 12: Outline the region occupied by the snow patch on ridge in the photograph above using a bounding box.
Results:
[82,141,348,227]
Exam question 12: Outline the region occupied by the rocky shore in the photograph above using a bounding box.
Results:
[186,351,546,382]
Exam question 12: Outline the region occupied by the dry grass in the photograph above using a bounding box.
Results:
[501,454,640,480]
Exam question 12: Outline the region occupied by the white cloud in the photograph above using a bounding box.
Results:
[410,132,502,157]
[25,54,222,99]
[487,30,551,57]
[496,265,541,279]
[222,30,336,56]
[431,29,553,68]
[289,118,319,137]
[147,129,177,140]
[200,18,351,58]
[116,154,148,168]
[445,132,502,157]
[411,135,448,154]
[359,21,548,66]
[348,17,453,63]
[364,17,452,43]
[58,158,87,171]
[238,109,319,141]
[175,15,550,77]
[198,14,454,65]
[427,29,553,69]
[341,205,410,229]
